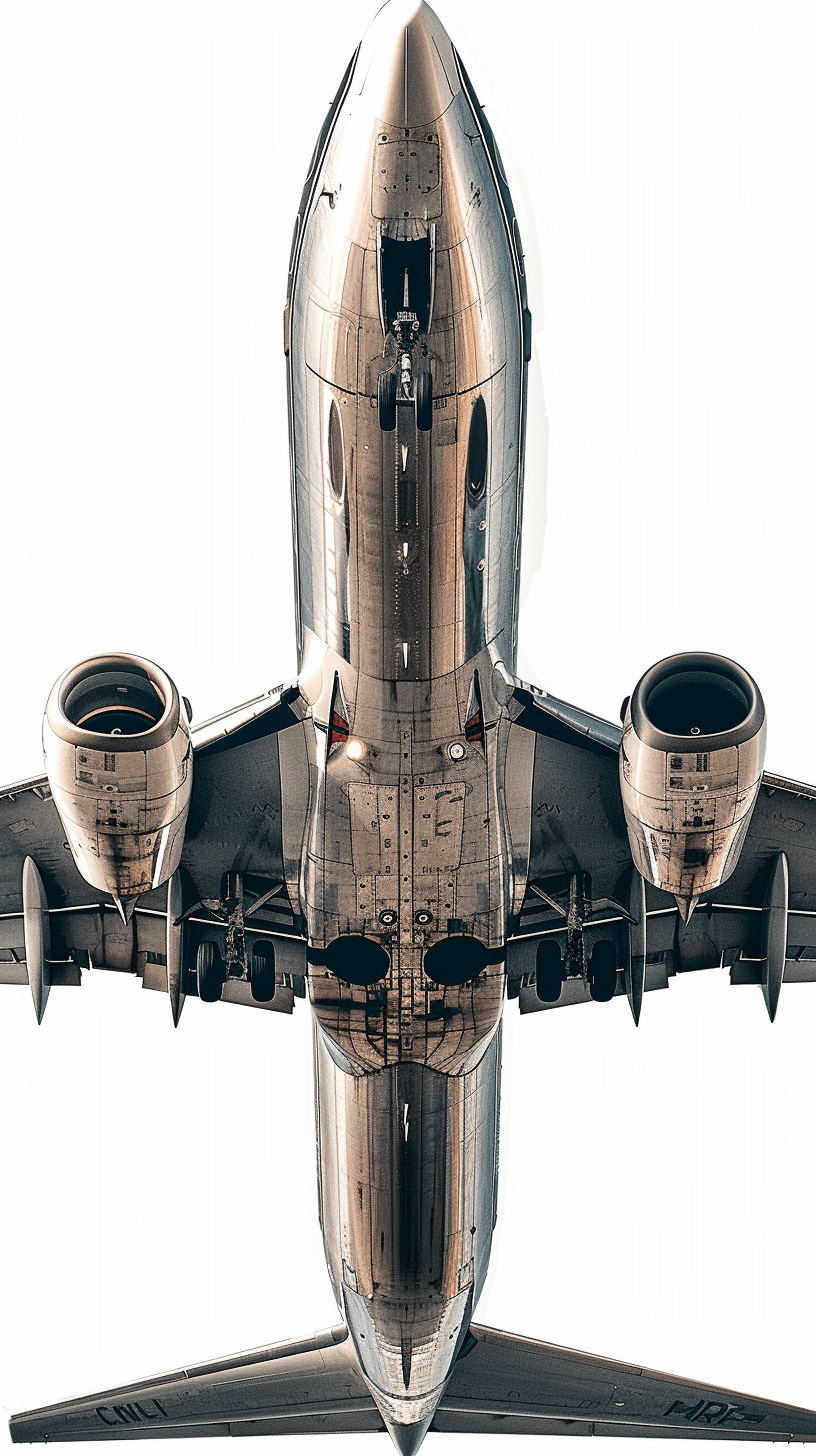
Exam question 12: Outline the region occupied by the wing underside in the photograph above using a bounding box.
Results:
[11,1323,816,1444]
[0,689,309,1018]
[509,688,816,1020]
[9,1327,383,1443]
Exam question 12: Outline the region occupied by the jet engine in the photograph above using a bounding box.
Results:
[619,652,766,916]
[43,654,193,912]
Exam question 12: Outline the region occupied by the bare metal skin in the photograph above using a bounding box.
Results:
[283,2,528,1441]
[8,3,816,1452]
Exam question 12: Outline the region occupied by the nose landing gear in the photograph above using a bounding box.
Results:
[415,369,433,432]
[377,310,433,434]
[378,369,397,431]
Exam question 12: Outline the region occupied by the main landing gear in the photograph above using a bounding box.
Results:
[535,941,563,1003]
[190,873,280,1007]
[534,937,618,1005]
[197,941,226,1003]
[587,941,617,1003]
[530,874,621,1006]
[196,939,278,1005]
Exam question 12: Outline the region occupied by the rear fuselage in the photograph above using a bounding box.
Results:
[283,0,530,1433]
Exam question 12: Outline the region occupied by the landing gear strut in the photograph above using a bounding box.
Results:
[377,308,432,434]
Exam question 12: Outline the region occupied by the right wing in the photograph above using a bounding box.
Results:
[436,1322,816,1441]
[0,686,310,1022]
[507,687,816,1022]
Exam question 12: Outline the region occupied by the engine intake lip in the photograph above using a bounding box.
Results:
[631,651,764,755]
[46,653,182,752]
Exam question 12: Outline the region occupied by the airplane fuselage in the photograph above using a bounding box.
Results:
[282,1,532,1438]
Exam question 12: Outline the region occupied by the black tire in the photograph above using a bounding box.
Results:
[535,940,563,1003]
[378,370,397,431]
[588,940,618,1003]
[250,942,276,1003]
[416,370,433,432]
[197,940,226,1003]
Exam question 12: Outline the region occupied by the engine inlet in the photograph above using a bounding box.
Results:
[63,666,166,737]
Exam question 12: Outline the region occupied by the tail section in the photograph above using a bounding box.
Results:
[9,1326,381,1443]
[437,1323,816,1441]
[10,1320,816,1448]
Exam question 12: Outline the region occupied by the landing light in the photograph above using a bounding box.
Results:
[347,739,367,761]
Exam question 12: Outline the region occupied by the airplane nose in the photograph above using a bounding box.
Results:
[357,0,460,129]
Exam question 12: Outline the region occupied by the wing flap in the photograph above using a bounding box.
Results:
[9,1327,382,1444]
[437,1324,816,1441]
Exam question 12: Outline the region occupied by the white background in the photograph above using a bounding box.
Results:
[1,1,816,1454]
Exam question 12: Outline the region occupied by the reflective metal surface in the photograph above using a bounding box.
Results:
[43,653,193,908]
[314,1019,500,1430]
[620,652,766,914]
[287,1,527,686]
[286,2,528,1438]
[4,4,816,1452]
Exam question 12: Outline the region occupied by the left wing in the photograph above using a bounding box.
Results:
[0,687,309,1021]
[507,687,816,1022]
[9,1326,382,1443]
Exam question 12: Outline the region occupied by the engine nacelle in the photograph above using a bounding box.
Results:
[43,654,193,903]
[619,652,766,911]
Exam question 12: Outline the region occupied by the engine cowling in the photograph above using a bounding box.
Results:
[43,653,193,905]
[619,652,766,913]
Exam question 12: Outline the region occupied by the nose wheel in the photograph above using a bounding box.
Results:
[416,370,433,431]
[377,368,433,433]
[378,370,397,431]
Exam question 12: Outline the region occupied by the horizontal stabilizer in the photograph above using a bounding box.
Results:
[9,1326,383,1443]
[12,1321,816,1446]
[436,1323,816,1441]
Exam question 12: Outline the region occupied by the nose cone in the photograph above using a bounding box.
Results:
[358,0,460,128]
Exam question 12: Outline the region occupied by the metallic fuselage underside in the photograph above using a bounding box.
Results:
[283,0,528,1433]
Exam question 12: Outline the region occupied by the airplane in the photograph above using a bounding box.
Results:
[2,0,816,1453]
